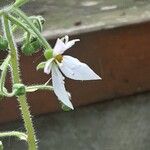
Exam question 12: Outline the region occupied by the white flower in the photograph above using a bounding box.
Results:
[44,35,101,109]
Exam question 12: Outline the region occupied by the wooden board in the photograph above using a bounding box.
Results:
[1,0,150,123]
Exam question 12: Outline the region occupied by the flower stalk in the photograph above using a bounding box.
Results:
[11,7,52,51]
[0,131,27,141]
[2,15,37,150]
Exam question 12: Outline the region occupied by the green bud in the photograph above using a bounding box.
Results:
[21,43,35,56]
[31,38,42,50]
[21,38,42,56]
[0,36,8,51]
[13,83,26,96]
[44,49,53,60]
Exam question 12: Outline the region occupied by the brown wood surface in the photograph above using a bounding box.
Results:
[0,22,150,123]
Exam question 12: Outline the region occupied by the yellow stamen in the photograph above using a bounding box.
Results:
[55,54,63,63]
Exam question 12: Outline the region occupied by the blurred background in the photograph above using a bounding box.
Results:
[1,0,150,149]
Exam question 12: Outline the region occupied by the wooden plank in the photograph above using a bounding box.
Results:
[1,22,150,123]
[1,0,150,123]
[1,0,150,38]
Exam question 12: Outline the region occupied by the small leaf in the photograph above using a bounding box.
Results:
[36,62,46,70]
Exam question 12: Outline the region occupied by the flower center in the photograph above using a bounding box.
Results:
[55,54,63,63]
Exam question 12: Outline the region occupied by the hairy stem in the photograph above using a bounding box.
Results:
[0,55,11,94]
[26,85,53,92]
[0,131,27,140]
[13,0,29,8]
[2,15,37,150]
[12,7,52,50]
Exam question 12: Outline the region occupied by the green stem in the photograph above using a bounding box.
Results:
[0,55,11,94]
[6,14,31,34]
[0,131,27,141]
[26,85,53,92]
[12,7,52,50]
[0,10,4,17]
[13,0,29,8]
[0,55,16,97]
[2,16,37,150]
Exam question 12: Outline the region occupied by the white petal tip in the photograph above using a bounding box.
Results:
[98,76,102,80]
[71,106,74,110]
[67,103,74,110]
[44,69,49,74]
[91,75,102,80]
[76,39,80,42]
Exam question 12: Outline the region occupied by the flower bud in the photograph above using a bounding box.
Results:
[0,36,8,51]
[31,38,42,50]
[13,83,26,96]
[44,49,53,60]
[21,38,42,56]
[21,43,35,56]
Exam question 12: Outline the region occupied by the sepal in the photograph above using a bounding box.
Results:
[44,49,53,60]
[36,62,46,70]
[13,83,26,96]
[60,102,72,112]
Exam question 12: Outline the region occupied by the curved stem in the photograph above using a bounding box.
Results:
[12,7,52,50]
[2,15,37,150]
[0,55,11,94]
[0,131,27,141]
[6,14,31,34]
[0,55,16,97]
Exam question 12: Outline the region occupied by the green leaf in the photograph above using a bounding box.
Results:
[36,62,46,70]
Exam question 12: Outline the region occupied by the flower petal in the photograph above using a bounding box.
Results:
[53,38,66,55]
[53,36,80,55]
[59,56,101,80]
[65,39,80,50]
[52,64,74,109]
[44,58,54,74]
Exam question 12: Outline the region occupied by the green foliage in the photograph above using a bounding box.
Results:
[44,49,53,60]
[13,83,26,96]
[0,36,8,51]
[21,38,42,56]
